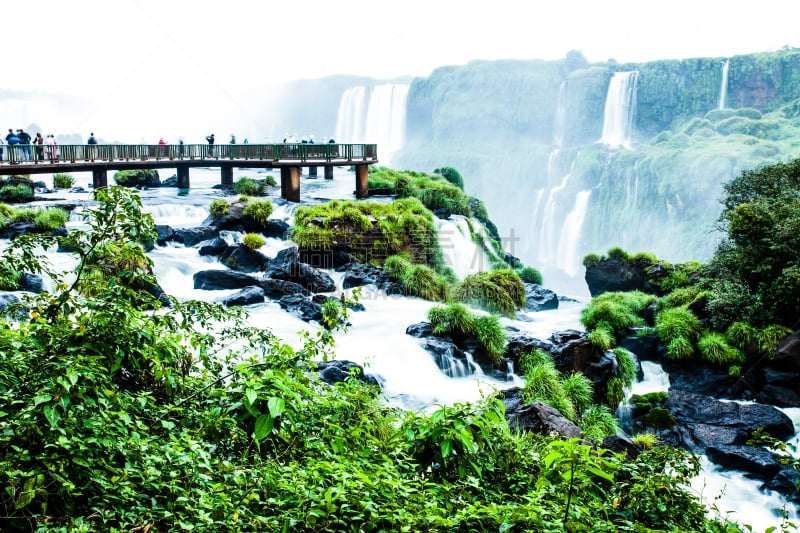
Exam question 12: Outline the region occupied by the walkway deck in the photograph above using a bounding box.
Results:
[0,143,379,201]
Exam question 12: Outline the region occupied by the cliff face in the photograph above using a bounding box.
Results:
[393,50,800,293]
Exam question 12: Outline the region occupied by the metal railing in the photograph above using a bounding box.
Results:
[0,143,378,165]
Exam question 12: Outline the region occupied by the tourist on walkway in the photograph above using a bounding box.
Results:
[0,136,4,162]
[6,130,19,163]
[18,129,32,160]
[158,137,167,157]
[87,132,98,160]
[87,133,97,145]
[46,134,58,161]
[33,132,44,161]
[206,133,215,156]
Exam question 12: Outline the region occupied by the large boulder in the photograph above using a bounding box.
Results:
[174,226,220,247]
[220,286,265,307]
[278,294,323,322]
[267,247,336,293]
[524,283,559,312]
[585,257,647,297]
[219,244,269,273]
[193,269,261,290]
[505,399,582,439]
[314,360,381,387]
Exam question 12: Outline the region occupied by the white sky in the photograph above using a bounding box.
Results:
[5,0,800,142]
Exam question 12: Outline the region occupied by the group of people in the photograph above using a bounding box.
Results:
[1,129,59,162]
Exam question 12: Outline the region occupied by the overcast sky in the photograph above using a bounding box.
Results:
[5,0,800,142]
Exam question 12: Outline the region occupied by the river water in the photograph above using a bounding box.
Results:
[27,166,798,531]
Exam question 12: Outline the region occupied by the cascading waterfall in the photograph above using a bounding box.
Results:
[555,189,592,276]
[435,216,490,279]
[364,83,409,165]
[599,71,639,149]
[334,86,368,143]
[553,81,566,149]
[718,59,729,110]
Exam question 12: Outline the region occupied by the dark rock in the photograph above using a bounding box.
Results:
[193,269,260,290]
[315,360,380,387]
[267,247,336,293]
[406,321,434,338]
[0,222,40,239]
[763,468,800,501]
[278,294,323,322]
[257,278,309,300]
[705,445,784,479]
[524,283,559,312]
[298,247,355,269]
[340,262,385,289]
[198,237,231,256]
[772,331,800,373]
[161,175,178,187]
[505,333,556,361]
[219,244,269,273]
[221,286,265,307]
[506,400,582,438]
[19,273,43,293]
[155,224,175,244]
[425,337,472,377]
[585,258,646,297]
[620,334,661,362]
[174,226,220,247]
[664,358,744,399]
[433,208,451,219]
[260,219,290,239]
[601,435,642,460]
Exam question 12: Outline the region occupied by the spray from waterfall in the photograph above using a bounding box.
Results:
[335,86,368,143]
[599,71,639,149]
[718,59,729,110]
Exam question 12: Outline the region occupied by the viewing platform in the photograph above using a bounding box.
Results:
[0,143,379,202]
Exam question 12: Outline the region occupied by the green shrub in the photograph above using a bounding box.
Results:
[666,337,694,360]
[34,207,69,230]
[53,173,75,189]
[113,169,157,187]
[562,372,594,413]
[632,432,659,449]
[427,303,507,362]
[0,202,13,220]
[583,253,602,268]
[11,207,38,222]
[242,199,274,224]
[613,348,637,387]
[588,325,615,350]
[242,233,265,251]
[516,265,543,285]
[321,298,344,329]
[756,324,793,356]
[606,246,630,261]
[1,184,33,203]
[209,199,230,218]
[521,359,575,421]
[605,377,626,406]
[0,263,22,290]
[264,175,277,187]
[433,166,464,190]
[402,264,450,302]
[456,269,525,317]
[639,406,676,430]
[697,332,744,366]
[384,254,411,279]
[471,314,507,361]
[661,286,704,308]
[581,291,653,339]
[725,321,756,349]
[580,404,620,441]
[517,348,552,376]
[234,177,266,196]
[655,307,702,345]
[429,302,472,336]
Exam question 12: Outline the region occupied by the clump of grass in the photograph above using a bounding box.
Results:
[455,269,525,317]
[756,324,793,356]
[581,291,654,338]
[0,263,22,290]
[521,359,575,421]
[242,199,273,224]
[613,347,637,387]
[725,321,756,350]
[562,372,594,413]
[516,265,543,285]
[1,184,34,203]
[655,307,702,345]
[53,173,75,189]
[321,298,344,330]
[34,207,69,230]
[264,175,277,187]
[427,303,507,362]
[588,325,615,351]
[632,432,659,450]
[234,177,266,196]
[403,264,450,302]
[242,233,265,251]
[11,207,38,222]
[697,332,744,366]
[209,199,230,218]
[666,336,695,361]
[606,246,630,262]
[579,404,620,441]
[583,253,602,268]
[517,348,553,376]
[604,377,625,407]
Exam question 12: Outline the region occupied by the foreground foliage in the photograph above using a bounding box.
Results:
[0,187,736,532]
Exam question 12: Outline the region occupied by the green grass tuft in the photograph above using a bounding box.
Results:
[243,199,273,224]
[562,372,594,413]
[209,199,230,218]
[613,348,637,387]
[53,173,75,189]
[580,404,620,441]
[242,233,265,251]
[697,332,744,366]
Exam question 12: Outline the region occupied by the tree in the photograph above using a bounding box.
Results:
[705,158,800,329]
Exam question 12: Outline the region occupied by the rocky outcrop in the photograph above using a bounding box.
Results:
[524,283,558,312]
[267,247,336,293]
[203,200,290,238]
[503,394,582,439]
[220,286,265,307]
[219,244,269,273]
[174,226,220,247]
[278,294,322,322]
[314,360,381,387]
[193,269,309,299]
[584,257,701,298]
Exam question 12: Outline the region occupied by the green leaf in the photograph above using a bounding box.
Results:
[441,438,453,458]
[245,387,257,407]
[267,396,285,418]
[43,405,60,427]
[253,414,274,440]
[33,394,52,406]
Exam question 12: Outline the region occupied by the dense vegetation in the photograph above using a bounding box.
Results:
[0,186,735,532]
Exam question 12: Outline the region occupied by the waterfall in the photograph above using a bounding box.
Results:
[555,190,591,276]
[553,81,566,148]
[718,59,729,110]
[599,71,639,149]
[436,216,490,279]
[364,83,409,165]
[334,83,409,165]
[334,86,368,143]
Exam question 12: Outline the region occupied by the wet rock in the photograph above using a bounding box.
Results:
[315,360,380,387]
[174,226,220,247]
[524,283,559,312]
[506,400,582,439]
[220,286,265,307]
[219,244,269,273]
[267,247,336,293]
[278,294,323,322]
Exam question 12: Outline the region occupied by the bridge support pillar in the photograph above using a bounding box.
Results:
[308,166,318,178]
[355,164,369,199]
[220,164,234,188]
[324,166,334,180]
[281,166,301,202]
[177,165,190,188]
[92,168,108,189]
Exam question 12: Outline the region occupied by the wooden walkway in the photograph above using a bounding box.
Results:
[0,143,379,201]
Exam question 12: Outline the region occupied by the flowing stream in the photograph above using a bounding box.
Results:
[29,167,798,531]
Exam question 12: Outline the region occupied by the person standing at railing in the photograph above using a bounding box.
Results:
[46,134,58,161]
[158,137,167,157]
[6,130,19,163]
[33,132,45,161]
[0,136,4,162]
[17,129,31,160]
[205,133,215,157]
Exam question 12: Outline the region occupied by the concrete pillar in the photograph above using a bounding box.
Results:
[177,165,190,188]
[281,166,301,202]
[220,164,234,188]
[92,168,108,189]
[355,164,369,199]
[308,166,318,178]
[324,166,334,180]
